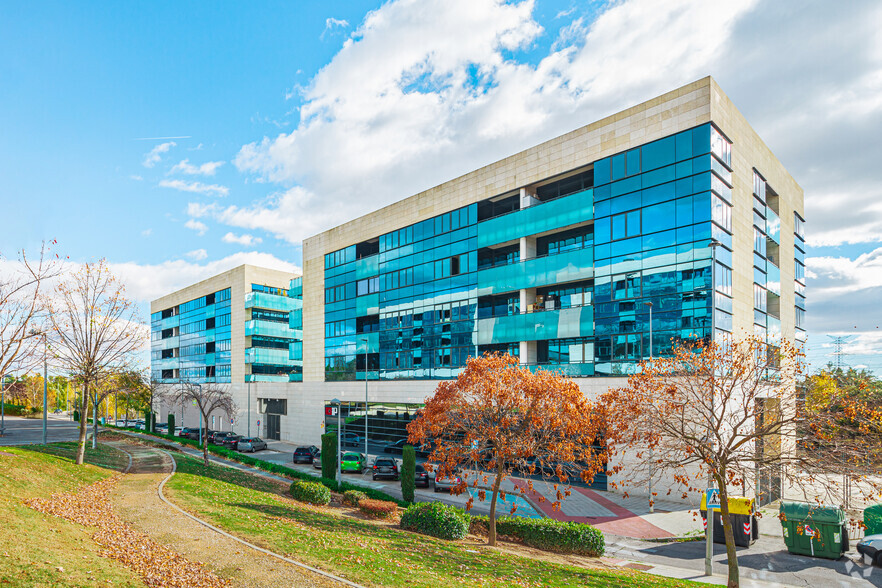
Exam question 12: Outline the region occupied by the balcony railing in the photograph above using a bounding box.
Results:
[477,188,593,248]
[244,319,299,340]
[477,247,594,296]
[244,292,302,312]
[476,305,593,345]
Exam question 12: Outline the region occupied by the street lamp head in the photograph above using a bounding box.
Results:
[644,301,653,308]
[331,398,341,405]
[709,239,721,249]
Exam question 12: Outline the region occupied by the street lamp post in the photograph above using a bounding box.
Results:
[332,398,342,489]
[247,378,251,438]
[193,382,203,445]
[644,300,653,513]
[705,239,721,577]
[0,371,5,436]
[361,337,369,461]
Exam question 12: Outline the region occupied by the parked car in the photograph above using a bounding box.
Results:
[209,431,234,445]
[372,457,399,481]
[384,439,408,454]
[293,445,319,464]
[312,450,323,470]
[114,419,134,428]
[341,432,361,447]
[434,470,463,493]
[171,426,183,437]
[135,420,147,431]
[414,463,430,488]
[341,452,366,474]
[221,434,243,450]
[857,534,882,567]
[181,427,199,439]
[155,422,168,434]
[237,437,268,453]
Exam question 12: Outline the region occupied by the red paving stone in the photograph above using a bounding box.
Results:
[517,481,674,540]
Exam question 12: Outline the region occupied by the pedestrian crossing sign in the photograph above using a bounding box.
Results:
[706,488,721,510]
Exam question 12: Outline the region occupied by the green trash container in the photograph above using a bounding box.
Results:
[864,504,882,536]
[779,501,849,559]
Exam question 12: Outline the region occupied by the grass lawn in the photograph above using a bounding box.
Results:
[166,455,699,588]
[0,442,144,587]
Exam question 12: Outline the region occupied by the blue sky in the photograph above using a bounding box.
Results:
[1,0,880,373]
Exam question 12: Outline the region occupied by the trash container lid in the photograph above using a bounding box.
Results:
[779,501,845,525]
[700,494,755,515]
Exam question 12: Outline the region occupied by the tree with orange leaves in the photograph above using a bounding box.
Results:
[600,336,882,588]
[407,353,605,546]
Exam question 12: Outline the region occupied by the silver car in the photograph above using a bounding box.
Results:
[237,437,268,453]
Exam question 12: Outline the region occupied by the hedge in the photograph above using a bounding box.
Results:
[321,432,336,480]
[167,414,175,436]
[359,498,398,519]
[343,490,368,507]
[479,516,605,556]
[400,502,470,540]
[290,480,331,505]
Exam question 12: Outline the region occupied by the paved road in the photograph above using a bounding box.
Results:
[0,414,80,445]
[607,533,882,587]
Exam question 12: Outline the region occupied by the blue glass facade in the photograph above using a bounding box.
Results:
[322,123,736,381]
[245,277,303,382]
[151,287,233,383]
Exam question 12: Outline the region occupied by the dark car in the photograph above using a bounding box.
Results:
[210,431,234,445]
[221,434,243,450]
[181,427,202,440]
[372,457,399,481]
[384,439,408,454]
[293,445,319,464]
[858,534,882,567]
[414,464,430,488]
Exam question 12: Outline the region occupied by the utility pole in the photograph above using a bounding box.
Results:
[706,239,720,577]
[644,300,653,513]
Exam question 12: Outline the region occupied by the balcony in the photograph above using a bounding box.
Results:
[245,319,299,340]
[477,248,594,296]
[766,263,781,297]
[244,347,298,366]
[766,208,781,245]
[477,188,593,248]
[355,332,380,355]
[244,292,302,312]
[476,305,593,345]
[355,254,379,280]
[246,373,302,383]
[159,315,179,330]
[523,362,595,378]
[356,293,380,316]
[151,357,180,371]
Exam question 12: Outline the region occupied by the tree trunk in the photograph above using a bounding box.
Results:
[718,478,740,588]
[202,415,209,466]
[488,464,504,547]
[92,393,98,449]
[75,383,88,465]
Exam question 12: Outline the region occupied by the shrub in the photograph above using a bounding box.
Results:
[359,498,398,519]
[494,517,604,556]
[289,480,331,506]
[73,410,80,422]
[400,502,470,540]
[321,432,336,480]
[401,444,415,503]
[167,414,175,437]
[343,490,368,507]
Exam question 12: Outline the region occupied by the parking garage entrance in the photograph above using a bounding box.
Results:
[258,398,285,441]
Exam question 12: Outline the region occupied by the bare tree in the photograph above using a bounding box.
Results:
[0,242,61,420]
[46,260,145,464]
[166,381,234,466]
[601,336,882,588]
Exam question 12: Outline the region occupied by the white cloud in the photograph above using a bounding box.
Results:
[222,232,263,246]
[322,17,350,39]
[159,179,229,197]
[170,158,225,176]
[108,252,300,304]
[232,0,756,245]
[806,248,882,302]
[141,228,152,237]
[130,174,144,181]
[184,219,208,236]
[142,141,177,168]
[185,248,208,260]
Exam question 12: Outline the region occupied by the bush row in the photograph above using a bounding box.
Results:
[358,498,398,519]
[289,480,331,505]
[469,515,604,556]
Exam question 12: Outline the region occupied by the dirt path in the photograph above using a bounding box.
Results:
[106,441,347,588]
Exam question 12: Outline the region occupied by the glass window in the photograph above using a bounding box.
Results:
[754,284,767,312]
[753,170,766,202]
[613,273,641,300]
[794,213,806,240]
[611,210,641,240]
[710,126,731,167]
[795,259,805,284]
[712,194,732,233]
